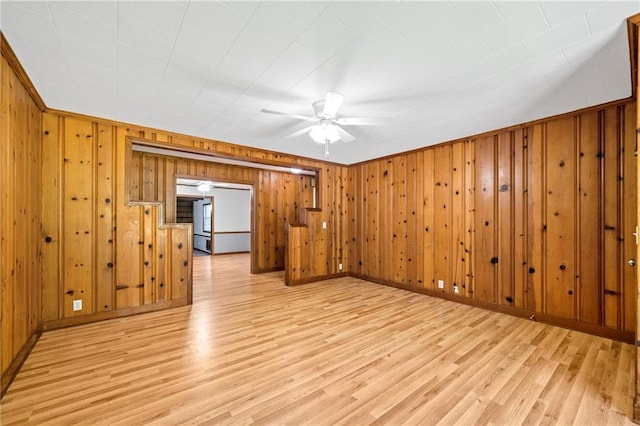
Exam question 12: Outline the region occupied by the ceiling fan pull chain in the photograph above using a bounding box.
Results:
[325,138,330,158]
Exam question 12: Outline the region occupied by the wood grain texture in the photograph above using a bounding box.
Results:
[40,115,193,326]
[129,150,347,277]
[0,52,42,396]
[0,254,635,425]
[38,107,350,328]
[348,102,637,339]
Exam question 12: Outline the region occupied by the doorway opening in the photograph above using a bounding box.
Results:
[176,178,253,259]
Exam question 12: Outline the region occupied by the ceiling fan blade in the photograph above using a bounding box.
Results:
[322,92,344,118]
[261,109,316,122]
[337,117,392,126]
[335,125,355,143]
[286,125,316,139]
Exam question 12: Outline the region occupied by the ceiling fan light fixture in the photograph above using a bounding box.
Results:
[309,123,340,144]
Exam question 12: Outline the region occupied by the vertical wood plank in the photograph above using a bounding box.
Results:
[392,155,407,284]
[406,153,418,285]
[434,146,452,292]
[1,58,17,371]
[115,128,142,309]
[474,136,496,303]
[513,130,526,309]
[527,125,545,312]
[366,162,378,277]
[497,132,514,306]
[415,150,425,287]
[95,124,115,312]
[142,155,157,201]
[451,142,465,295]
[621,104,636,332]
[464,140,475,296]
[41,113,61,321]
[544,117,577,319]
[62,117,95,317]
[156,227,168,303]
[379,160,390,282]
[603,108,620,328]
[578,112,601,324]
[423,150,435,290]
[142,206,155,304]
[170,229,189,300]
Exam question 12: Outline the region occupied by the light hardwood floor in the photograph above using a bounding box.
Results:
[1,253,635,425]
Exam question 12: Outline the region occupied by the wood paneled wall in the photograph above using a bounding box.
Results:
[285,162,350,285]
[41,114,193,328]
[1,52,42,395]
[40,111,350,328]
[347,102,637,341]
[130,151,308,272]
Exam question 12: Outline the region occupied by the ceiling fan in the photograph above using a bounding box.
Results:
[261,92,391,157]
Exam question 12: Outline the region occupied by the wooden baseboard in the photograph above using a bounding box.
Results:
[1,327,42,399]
[43,299,189,331]
[254,266,284,274]
[287,272,349,286]
[349,273,635,344]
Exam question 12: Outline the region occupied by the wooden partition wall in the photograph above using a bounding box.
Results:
[348,101,637,341]
[40,114,193,328]
[0,47,43,395]
[129,151,322,273]
[39,110,350,329]
[127,144,349,275]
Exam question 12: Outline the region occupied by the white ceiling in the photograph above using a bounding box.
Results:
[1,1,638,165]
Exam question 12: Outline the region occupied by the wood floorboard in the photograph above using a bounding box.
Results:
[0,253,635,425]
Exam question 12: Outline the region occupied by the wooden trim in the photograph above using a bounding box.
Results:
[349,273,635,344]
[0,328,42,398]
[628,13,640,100]
[175,173,253,187]
[350,98,636,168]
[254,266,285,273]
[210,187,250,192]
[42,299,189,331]
[0,32,46,111]
[287,272,349,286]
[52,109,341,167]
[132,137,322,176]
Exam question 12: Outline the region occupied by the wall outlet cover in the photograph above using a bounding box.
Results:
[438,280,444,289]
[72,299,82,311]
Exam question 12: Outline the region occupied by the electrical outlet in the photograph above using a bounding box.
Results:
[322,221,327,229]
[453,285,459,294]
[338,263,343,271]
[72,299,82,311]
[438,280,444,289]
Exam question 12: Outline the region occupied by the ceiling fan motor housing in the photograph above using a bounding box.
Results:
[312,99,327,118]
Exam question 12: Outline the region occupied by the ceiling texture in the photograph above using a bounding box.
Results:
[1,1,639,164]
